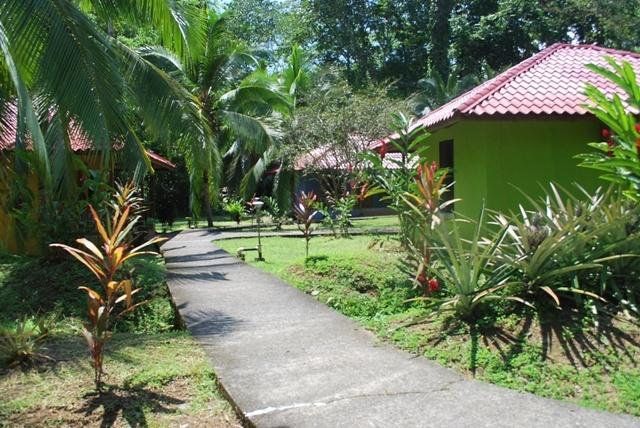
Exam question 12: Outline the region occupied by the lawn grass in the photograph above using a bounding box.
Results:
[350,215,399,229]
[154,215,257,233]
[0,333,239,427]
[0,254,238,427]
[216,234,640,417]
[216,234,398,279]
[156,214,399,234]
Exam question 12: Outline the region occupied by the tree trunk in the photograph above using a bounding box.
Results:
[203,170,214,228]
[430,0,454,80]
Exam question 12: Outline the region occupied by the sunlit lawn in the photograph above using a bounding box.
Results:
[159,214,399,233]
[216,234,395,278]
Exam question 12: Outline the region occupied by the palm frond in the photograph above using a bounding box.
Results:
[0,20,50,187]
[84,0,206,62]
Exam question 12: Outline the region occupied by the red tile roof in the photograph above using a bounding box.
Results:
[0,104,175,169]
[294,135,415,171]
[375,43,640,150]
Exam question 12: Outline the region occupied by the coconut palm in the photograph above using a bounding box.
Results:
[411,64,495,115]
[226,44,310,209]
[142,15,291,226]
[0,0,211,200]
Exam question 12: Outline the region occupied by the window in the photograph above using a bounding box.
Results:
[439,140,454,210]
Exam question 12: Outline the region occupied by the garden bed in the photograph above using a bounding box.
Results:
[216,235,640,416]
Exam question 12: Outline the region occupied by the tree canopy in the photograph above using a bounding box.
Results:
[224,0,640,93]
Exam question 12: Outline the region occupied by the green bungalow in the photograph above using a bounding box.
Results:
[377,43,640,220]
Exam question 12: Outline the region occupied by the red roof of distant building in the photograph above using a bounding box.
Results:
[294,135,416,171]
[374,43,640,150]
[0,104,176,170]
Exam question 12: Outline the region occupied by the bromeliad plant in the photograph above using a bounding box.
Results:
[493,184,637,311]
[50,182,165,389]
[293,191,320,259]
[0,314,56,368]
[409,204,525,321]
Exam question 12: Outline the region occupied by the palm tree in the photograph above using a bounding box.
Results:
[411,64,496,115]
[143,15,291,227]
[0,0,212,202]
[228,44,311,209]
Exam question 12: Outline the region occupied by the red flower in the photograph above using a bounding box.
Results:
[635,123,640,134]
[379,141,388,160]
[428,278,439,293]
[602,128,611,138]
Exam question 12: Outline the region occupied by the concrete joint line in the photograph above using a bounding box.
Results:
[245,386,461,418]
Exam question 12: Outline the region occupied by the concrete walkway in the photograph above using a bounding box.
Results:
[162,229,640,428]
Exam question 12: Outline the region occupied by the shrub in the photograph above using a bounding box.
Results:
[320,194,356,238]
[400,160,455,294]
[578,58,640,202]
[265,196,287,230]
[50,182,166,389]
[293,191,320,258]
[223,199,246,224]
[361,114,456,293]
[412,204,525,321]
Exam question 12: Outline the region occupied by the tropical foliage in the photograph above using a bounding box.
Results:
[264,195,288,230]
[578,58,640,202]
[0,0,210,194]
[293,191,320,258]
[223,199,246,225]
[411,205,523,320]
[141,14,291,226]
[50,183,165,389]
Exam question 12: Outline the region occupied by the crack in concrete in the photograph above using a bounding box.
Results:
[245,379,464,418]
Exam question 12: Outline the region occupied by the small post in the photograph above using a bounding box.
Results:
[252,198,265,261]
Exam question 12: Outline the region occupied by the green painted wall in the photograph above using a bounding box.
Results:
[421,118,603,220]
